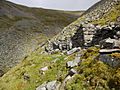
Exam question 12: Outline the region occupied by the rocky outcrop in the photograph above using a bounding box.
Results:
[66,54,81,68]
[45,0,120,53]
[83,0,120,21]
[99,49,120,54]
[91,24,120,45]
[99,54,120,68]
[66,47,81,55]
[36,52,81,90]
[99,38,120,49]
[36,81,61,90]
[0,0,120,90]
[46,23,120,53]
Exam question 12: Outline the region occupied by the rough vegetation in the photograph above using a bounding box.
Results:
[0,0,120,90]
[0,48,72,90]
[0,47,120,90]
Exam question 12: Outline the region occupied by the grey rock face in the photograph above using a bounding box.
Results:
[45,26,84,53]
[67,47,81,55]
[91,25,120,46]
[46,22,120,54]
[46,81,60,90]
[39,66,49,75]
[100,38,120,49]
[99,49,120,54]
[0,28,38,71]
[66,55,81,68]
[99,54,120,68]
[36,81,60,90]
[66,61,77,68]
[40,66,48,72]
[84,0,119,21]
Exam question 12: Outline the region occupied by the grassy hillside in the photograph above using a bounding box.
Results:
[0,47,120,90]
[0,0,83,72]
[0,0,120,90]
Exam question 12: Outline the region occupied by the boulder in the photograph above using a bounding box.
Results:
[100,38,120,49]
[40,66,48,72]
[60,75,72,89]
[46,81,60,90]
[114,40,120,48]
[36,87,46,90]
[99,54,120,68]
[67,47,81,55]
[67,61,76,68]
[99,49,120,54]
[39,66,48,75]
[66,58,80,68]
[36,81,60,90]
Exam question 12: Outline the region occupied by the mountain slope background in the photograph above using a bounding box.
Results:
[0,0,83,72]
[0,0,120,90]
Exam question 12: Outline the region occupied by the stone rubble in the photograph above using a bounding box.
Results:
[39,1,120,90]
[66,47,81,55]
[100,38,120,49]
[40,66,48,72]
[36,81,60,90]
[45,22,120,54]
[66,54,81,68]
[68,69,78,77]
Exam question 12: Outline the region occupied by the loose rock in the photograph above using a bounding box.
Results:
[40,66,48,72]
[66,59,80,68]
[67,47,81,55]
[36,81,60,90]
[68,69,78,76]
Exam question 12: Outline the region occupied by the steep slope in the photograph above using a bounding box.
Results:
[45,0,120,51]
[0,0,82,72]
[0,0,120,90]
[0,47,120,90]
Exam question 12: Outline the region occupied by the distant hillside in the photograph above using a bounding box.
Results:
[0,0,120,90]
[0,0,83,72]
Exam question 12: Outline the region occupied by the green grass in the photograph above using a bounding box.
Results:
[0,1,120,90]
[0,47,120,90]
[0,48,76,90]
[65,47,120,90]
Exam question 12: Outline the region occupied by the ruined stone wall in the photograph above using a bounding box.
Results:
[45,0,120,52]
